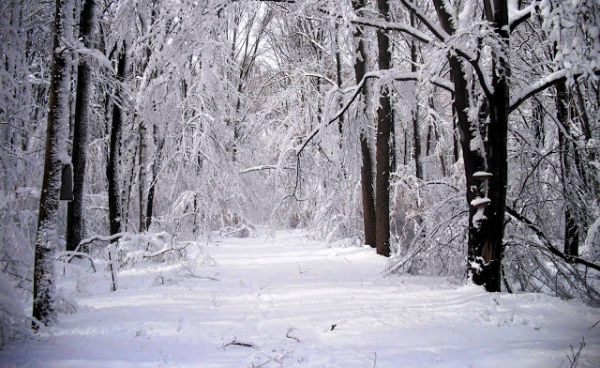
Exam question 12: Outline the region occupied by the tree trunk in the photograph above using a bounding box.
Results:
[66,0,96,252]
[145,124,162,230]
[138,2,158,232]
[334,24,345,157]
[410,12,422,180]
[107,42,127,238]
[32,0,73,327]
[375,0,393,257]
[433,0,509,291]
[352,0,376,248]
[555,78,580,256]
[470,0,510,292]
[138,118,149,232]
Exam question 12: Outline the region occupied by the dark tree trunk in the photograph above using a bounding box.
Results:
[66,0,96,252]
[375,0,393,257]
[360,134,376,247]
[335,24,344,147]
[352,0,376,248]
[433,0,509,291]
[470,0,510,292]
[334,23,347,178]
[32,0,73,327]
[145,124,163,230]
[138,119,149,232]
[107,42,127,238]
[145,168,156,231]
[555,78,580,256]
[410,13,422,180]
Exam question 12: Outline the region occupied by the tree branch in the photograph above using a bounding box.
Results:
[509,1,539,33]
[399,0,449,42]
[295,70,452,156]
[351,16,432,43]
[509,69,600,112]
[356,1,493,98]
[506,206,600,272]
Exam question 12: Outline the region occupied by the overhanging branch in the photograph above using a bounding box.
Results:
[506,206,600,272]
[295,70,452,156]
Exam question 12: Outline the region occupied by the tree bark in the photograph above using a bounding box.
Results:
[334,24,345,159]
[433,0,509,291]
[107,42,127,238]
[32,0,73,327]
[410,12,422,180]
[469,0,510,292]
[137,1,157,232]
[138,118,149,232]
[555,78,580,256]
[66,0,96,252]
[375,0,393,257]
[145,124,163,230]
[352,0,376,248]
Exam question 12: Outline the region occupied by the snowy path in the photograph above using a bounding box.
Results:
[2,230,600,367]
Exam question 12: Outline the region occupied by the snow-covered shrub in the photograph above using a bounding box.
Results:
[0,272,29,348]
[386,163,468,279]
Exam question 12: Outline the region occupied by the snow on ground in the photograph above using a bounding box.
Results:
[1,229,599,367]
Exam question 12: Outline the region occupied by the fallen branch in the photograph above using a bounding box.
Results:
[286,328,300,342]
[142,244,189,259]
[183,274,220,281]
[223,338,256,349]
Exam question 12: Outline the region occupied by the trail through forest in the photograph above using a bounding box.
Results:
[1,229,599,367]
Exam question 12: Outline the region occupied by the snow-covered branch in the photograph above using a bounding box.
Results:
[506,207,600,272]
[353,3,492,98]
[295,69,452,156]
[509,69,596,112]
[351,15,432,44]
[398,0,450,42]
[508,0,539,33]
[239,165,278,174]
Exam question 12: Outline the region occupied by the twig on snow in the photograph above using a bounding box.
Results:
[223,338,256,349]
[286,328,300,342]
[567,337,585,368]
[183,274,220,281]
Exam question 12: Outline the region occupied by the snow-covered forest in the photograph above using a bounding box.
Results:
[1,0,600,366]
